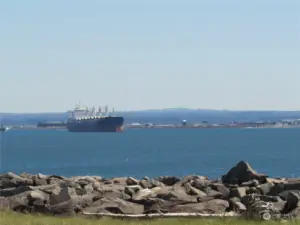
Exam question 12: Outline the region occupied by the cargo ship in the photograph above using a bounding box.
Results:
[66,104,124,132]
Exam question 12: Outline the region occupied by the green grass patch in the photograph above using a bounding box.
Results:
[0,211,299,225]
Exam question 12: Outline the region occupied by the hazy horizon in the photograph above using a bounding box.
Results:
[1,107,300,114]
[1,0,299,112]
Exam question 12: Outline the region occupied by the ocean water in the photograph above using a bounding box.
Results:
[0,128,299,179]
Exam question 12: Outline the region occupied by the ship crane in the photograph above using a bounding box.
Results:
[104,105,108,116]
[90,106,96,117]
[97,106,102,117]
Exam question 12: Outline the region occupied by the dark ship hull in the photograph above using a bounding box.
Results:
[0,124,7,132]
[66,116,124,132]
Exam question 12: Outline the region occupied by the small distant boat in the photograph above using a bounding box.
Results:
[0,124,8,132]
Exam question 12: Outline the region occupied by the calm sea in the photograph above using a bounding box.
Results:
[0,128,299,179]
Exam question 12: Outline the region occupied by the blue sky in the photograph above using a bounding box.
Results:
[0,0,299,112]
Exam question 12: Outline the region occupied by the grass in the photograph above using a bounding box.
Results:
[1,211,300,225]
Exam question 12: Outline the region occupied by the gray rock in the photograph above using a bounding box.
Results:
[92,181,102,190]
[84,184,94,193]
[132,188,156,201]
[283,182,300,191]
[240,180,260,187]
[144,199,177,213]
[112,177,127,185]
[47,177,65,186]
[19,172,33,179]
[151,179,165,187]
[159,190,198,204]
[169,199,229,214]
[222,161,267,185]
[0,172,33,189]
[101,189,131,200]
[184,183,207,197]
[139,180,153,189]
[197,196,215,202]
[282,191,300,215]
[28,190,49,203]
[0,186,33,197]
[181,175,207,184]
[126,177,139,186]
[257,182,274,195]
[246,187,260,195]
[229,198,247,212]
[33,178,48,186]
[7,191,31,212]
[230,187,247,199]
[83,197,144,214]
[157,176,181,186]
[124,185,142,196]
[210,183,230,199]
[205,188,223,199]
[33,184,61,195]
[72,177,95,187]
[280,190,300,200]
[37,173,48,180]
[268,183,285,196]
[150,186,172,196]
[49,199,76,216]
[191,178,210,191]
[95,184,125,193]
[71,194,95,212]
[49,186,76,205]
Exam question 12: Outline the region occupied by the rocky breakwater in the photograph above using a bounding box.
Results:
[1,161,300,220]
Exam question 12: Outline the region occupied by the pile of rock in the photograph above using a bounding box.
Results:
[0,161,300,220]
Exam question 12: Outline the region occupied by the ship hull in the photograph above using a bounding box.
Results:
[66,116,124,132]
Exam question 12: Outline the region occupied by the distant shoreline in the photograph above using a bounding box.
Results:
[3,124,300,131]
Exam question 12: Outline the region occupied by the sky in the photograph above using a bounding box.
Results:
[0,0,299,112]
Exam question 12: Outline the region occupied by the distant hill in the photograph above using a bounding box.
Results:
[1,108,300,126]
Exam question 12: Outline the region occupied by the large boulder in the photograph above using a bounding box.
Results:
[82,197,144,214]
[48,186,77,216]
[6,191,31,212]
[156,176,181,186]
[184,183,207,197]
[132,188,156,201]
[282,191,300,216]
[210,183,230,199]
[0,173,33,189]
[157,189,198,204]
[191,178,211,191]
[0,186,33,197]
[169,199,229,214]
[230,187,248,199]
[222,161,267,185]
[126,177,139,186]
[144,199,178,214]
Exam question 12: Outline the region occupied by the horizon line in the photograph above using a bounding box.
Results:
[1,107,300,114]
